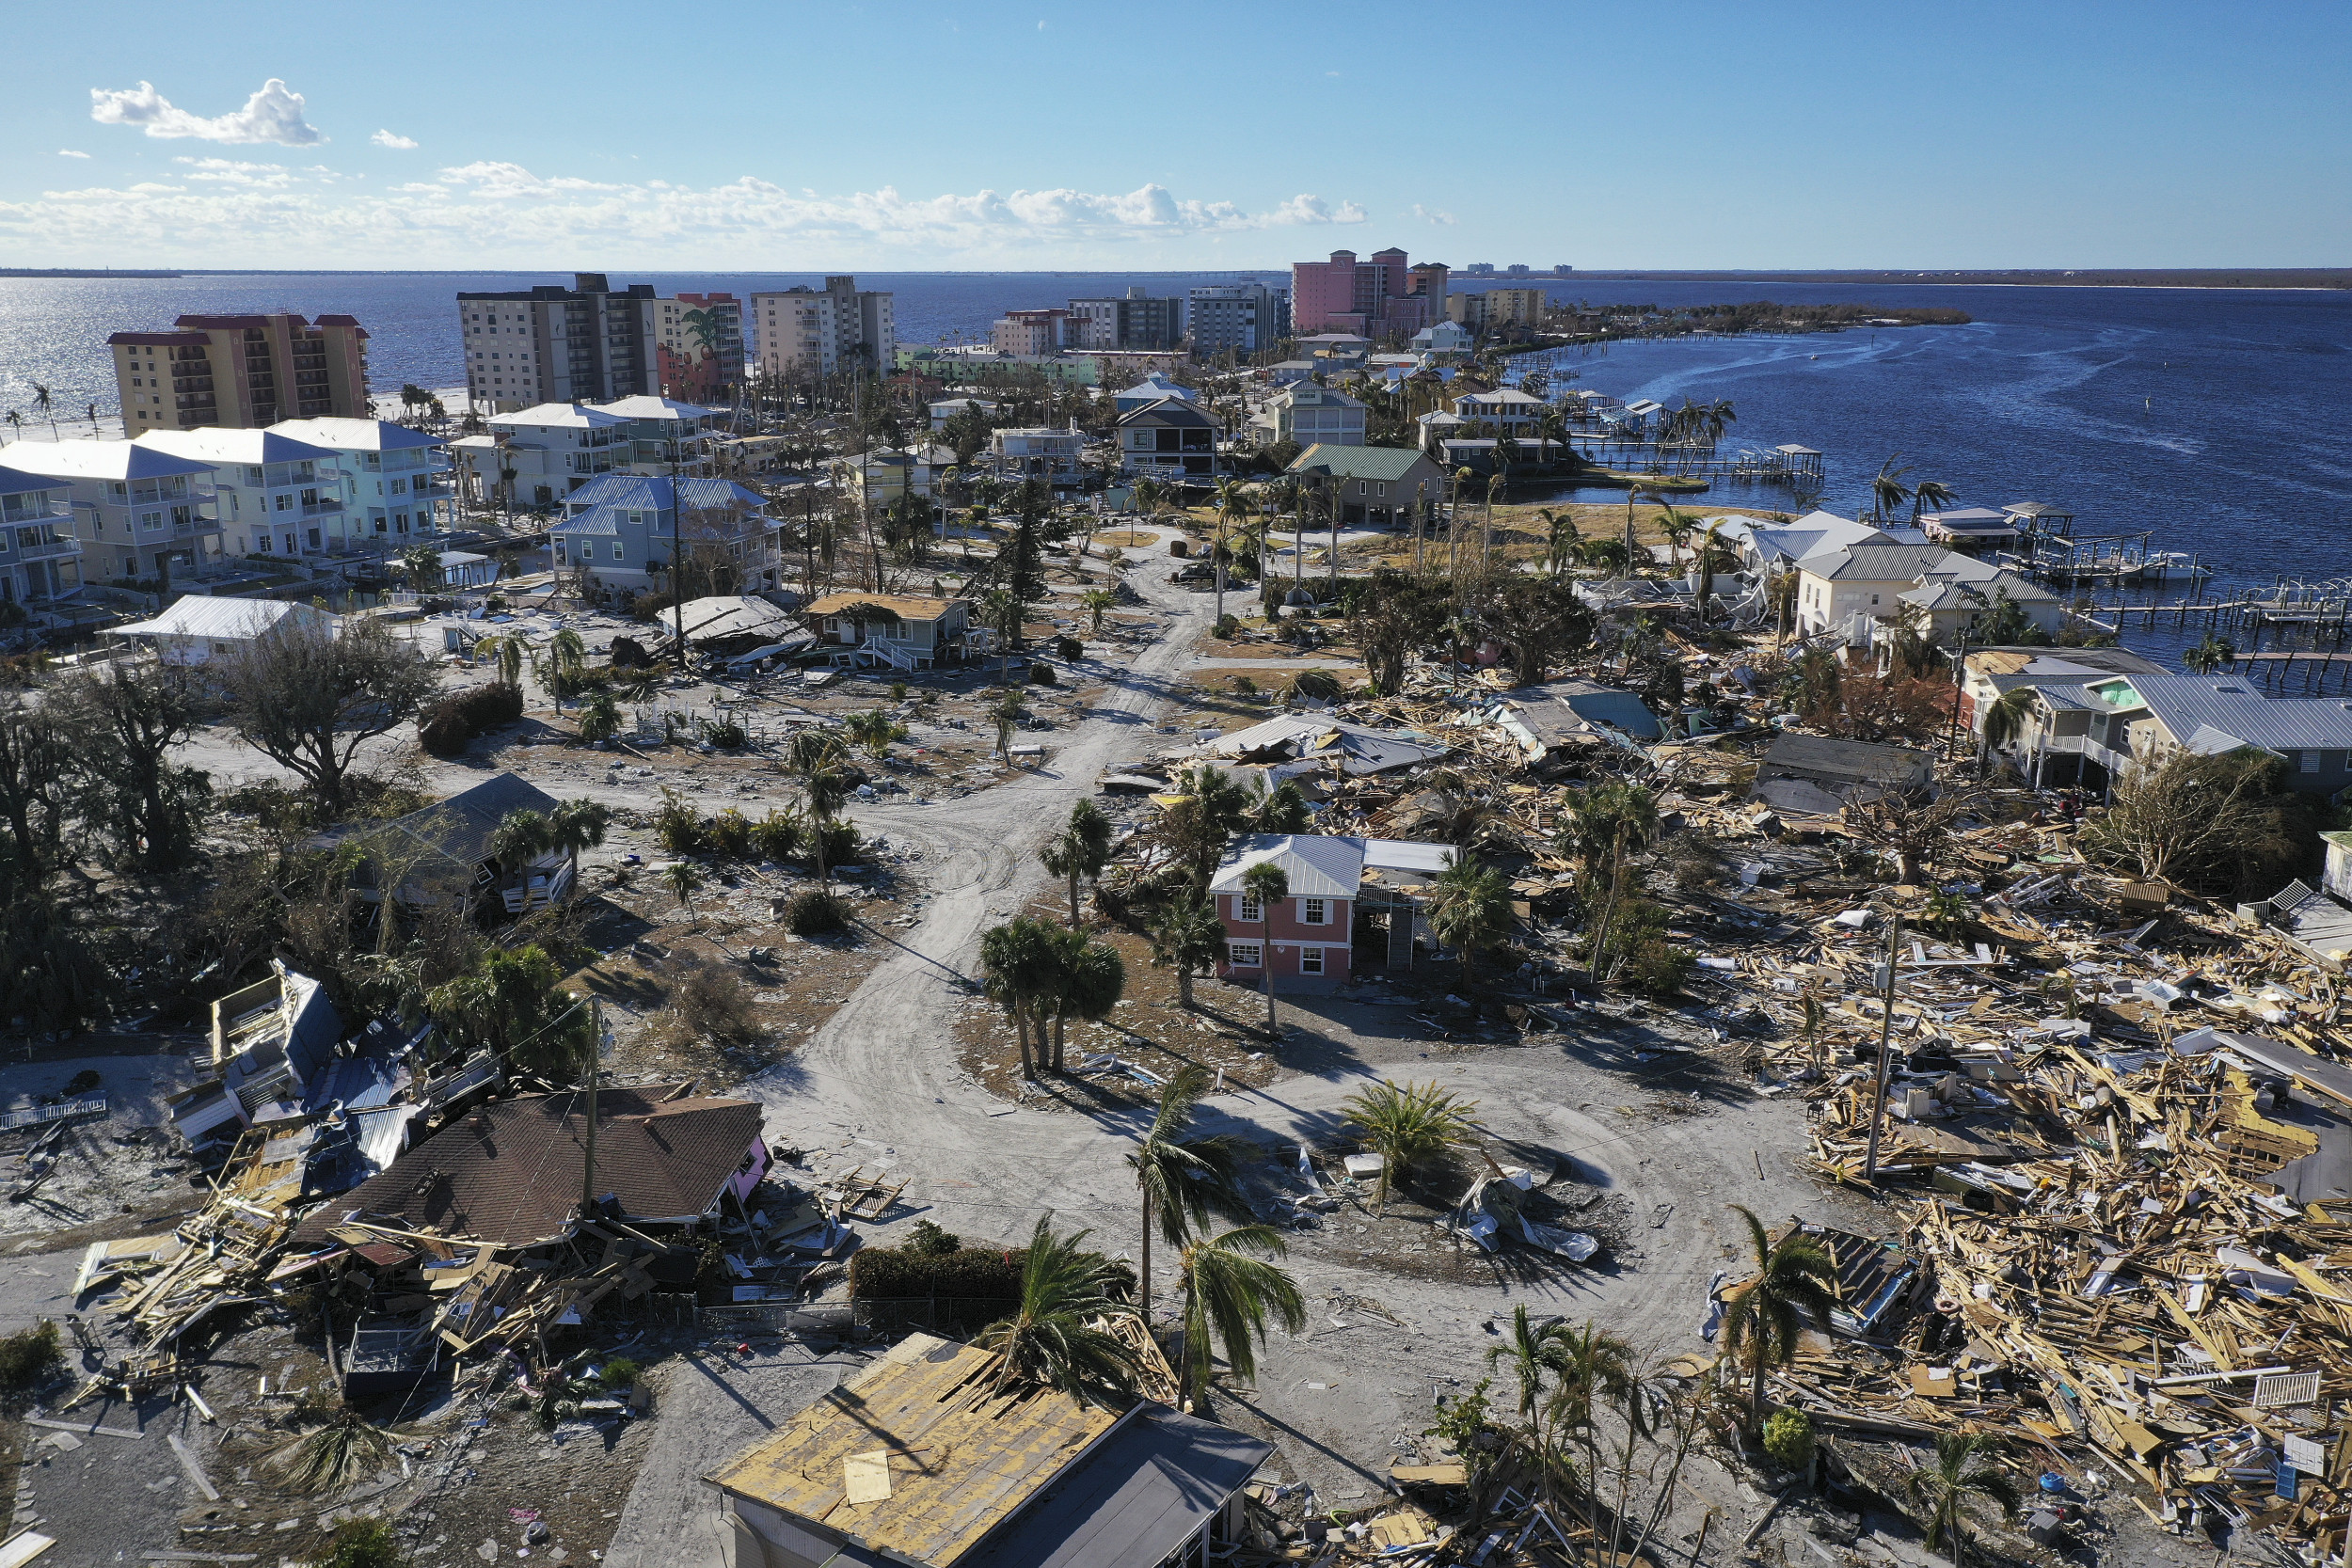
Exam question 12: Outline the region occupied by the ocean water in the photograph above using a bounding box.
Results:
[2,270,2346,657]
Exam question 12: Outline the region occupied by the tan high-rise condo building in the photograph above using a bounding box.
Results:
[112,313,371,432]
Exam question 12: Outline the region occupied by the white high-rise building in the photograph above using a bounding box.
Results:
[747,277,896,380]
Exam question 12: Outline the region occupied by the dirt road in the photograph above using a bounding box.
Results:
[605,543,1846,1563]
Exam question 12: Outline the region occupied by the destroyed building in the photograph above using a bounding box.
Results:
[1748,731,1933,820]
[1184,712,1451,780]
[343,770,575,914]
[704,1332,1271,1568]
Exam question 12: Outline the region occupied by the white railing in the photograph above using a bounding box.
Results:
[859,637,917,672]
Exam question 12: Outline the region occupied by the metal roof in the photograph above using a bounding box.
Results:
[268,417,444,452]
[957,1403,1271,1568]
[108,595,334,641]
[1209,833,1365,898]
[2111,674,2352,752]
[1284,444,1441,485]
[0,464,65,499]
[564,474,766,513]
[138,428,340,466]
[1801,545,1956,582]
[489,403,632,430]
[0,437,214,482]
[591,395,714,420]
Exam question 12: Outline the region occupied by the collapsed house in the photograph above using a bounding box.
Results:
[167,960,434,1185]
[283,1083,767,1396]
[1747,732,1933,820]
[1475,677,1662,762]
[1184,712,1452,780]
[704,1331,1271,1568]
[346,770,575,914]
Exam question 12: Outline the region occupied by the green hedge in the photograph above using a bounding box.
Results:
[850,1243,1027,1302]
[420,682,524,758]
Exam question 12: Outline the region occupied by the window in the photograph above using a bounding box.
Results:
[611,541,624,561]
[1300,948,1325,975]
[1227,942,1262,969]
[1303,897,1327,926]
[2298,750,2322,773]
[1237,895,1262,923]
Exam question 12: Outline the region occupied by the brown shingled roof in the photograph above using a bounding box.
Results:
[294,1085,760,1248]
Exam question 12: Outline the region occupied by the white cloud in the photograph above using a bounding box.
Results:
[0,166,1370,267]
[370,129,418,150]
[57,150,90,159]
[172,156,299,188]
[89,78,324,146]
[1412,204,1455,225]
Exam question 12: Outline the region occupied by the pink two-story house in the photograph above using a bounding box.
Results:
[1210,833,1454,992]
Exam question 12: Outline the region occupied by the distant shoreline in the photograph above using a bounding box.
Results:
[1563,268,2352,291]
[0,266,2343,290]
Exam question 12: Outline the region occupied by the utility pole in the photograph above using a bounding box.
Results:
[1862,911,1907,1182]
[670,458,687,672]
[580,998,603,1212]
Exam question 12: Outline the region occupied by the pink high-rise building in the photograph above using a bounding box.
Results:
[1289,248,1445,340]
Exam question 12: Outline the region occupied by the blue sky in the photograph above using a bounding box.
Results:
[2,0,2344,269]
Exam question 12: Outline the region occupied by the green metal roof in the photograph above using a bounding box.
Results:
[1285,444,1438,483]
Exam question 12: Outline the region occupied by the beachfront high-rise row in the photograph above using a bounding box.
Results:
[455,274,745,412]
[746,276,897,381]
[112,313,371,433]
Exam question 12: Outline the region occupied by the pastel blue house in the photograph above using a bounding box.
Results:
[551,474,778,594]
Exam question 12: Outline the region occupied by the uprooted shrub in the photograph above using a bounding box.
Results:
[0,1321,62,1392]
[783,888,852,936]
[657,965,761,1048]
[418,682,524,758]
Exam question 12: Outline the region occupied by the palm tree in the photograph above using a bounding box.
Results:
[1486,1303,1570,1420]
[979,915,1057,1080]
[401,544,442,593]
[1546,1319,1645,1532]
[1425,860,1512,985]
[1341,1079,1480,1214]
[1869,455,1915,525]
[1910,479,1956,521]
[543,628,586,712]
[843,707,908,759]
[2184,633,2235,673]
[1239,862,1288,1035]
[802,766,850,882]
[1040,925,1123,1071]
[1176,1226,1307,1404]
[1692,521,1737,617]
[1718,1204,1837,1430]
[786,727,845,778]
[31,384,56,439]
[662,859,703,911]
[1,411,21,446]
[1148,894,1225,1009]
[1039,799,1113,927]
[1906,1433,2022,1568]
[973,1214,1142,1406]
[478,633,525,689]
[548,798,610,902]
[1212,476,1252,625]
[1555,781,1660,877]
[1127,1065,1247,1318]
[979,587,1021,680]
[1538,507,1580,580]
[1657,506,1695,572]
[487,808,554,908]
[1079,587,1117,633]
[1977,687,2037,769]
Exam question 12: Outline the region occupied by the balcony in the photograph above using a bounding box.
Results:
[299,498,343,517]
[11,534,82,563]
[0,497,72,526]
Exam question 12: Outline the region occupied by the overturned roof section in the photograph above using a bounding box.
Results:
[1756,732,1935,789]
[1190,713,1450,776]
[1492,678,1661,745]
[707,1332,1270,1568]
[669,594,807,644]
[707,1332,1121,1565]
[295,1084,761,1248]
